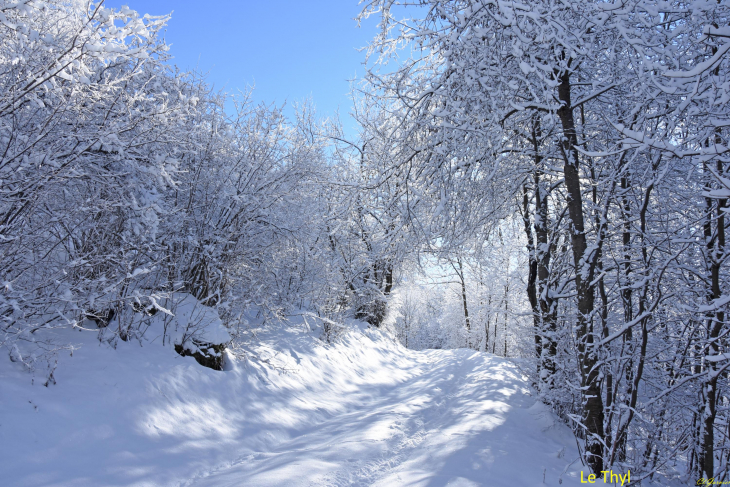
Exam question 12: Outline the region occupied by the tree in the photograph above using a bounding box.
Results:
[359,0,730,480]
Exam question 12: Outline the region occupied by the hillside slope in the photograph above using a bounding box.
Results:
[1,318,589,486]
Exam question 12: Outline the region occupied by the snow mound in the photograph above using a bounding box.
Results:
[129,292,231,347]
[0,314,591,486]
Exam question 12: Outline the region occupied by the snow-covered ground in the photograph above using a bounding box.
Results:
[1,317,590,486]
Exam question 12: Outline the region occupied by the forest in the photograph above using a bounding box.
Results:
[2,0,730,485]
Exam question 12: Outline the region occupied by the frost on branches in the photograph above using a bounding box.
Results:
[0,2,404,380]
[7,0,730,483]
[359,0,730,482]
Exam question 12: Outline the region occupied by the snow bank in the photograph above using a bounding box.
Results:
[1,313,596,486]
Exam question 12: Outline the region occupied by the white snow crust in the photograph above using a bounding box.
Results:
[1,316,592,486]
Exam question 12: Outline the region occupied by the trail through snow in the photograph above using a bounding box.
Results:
[1,319,588,486]
[187,348,580,487]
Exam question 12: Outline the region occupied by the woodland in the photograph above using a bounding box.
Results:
[2,0,730,483]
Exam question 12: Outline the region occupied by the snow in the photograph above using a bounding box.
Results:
[152,293,232,346]
[1,316,590,486]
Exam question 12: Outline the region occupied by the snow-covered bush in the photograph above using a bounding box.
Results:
[0,1,345,372]
[0,0,184,368]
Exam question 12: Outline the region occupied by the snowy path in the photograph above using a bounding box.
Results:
[1,324,586,487]
[184,344,582,486]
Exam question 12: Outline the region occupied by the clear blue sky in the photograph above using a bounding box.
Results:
[105,0,379,133]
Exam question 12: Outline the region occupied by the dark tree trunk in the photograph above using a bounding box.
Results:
[556,68,604,474]
[701,157,727,480]
[457,257,471,334]
[521,183,541,371]
[532,117,558,386]
[384,264,394,295]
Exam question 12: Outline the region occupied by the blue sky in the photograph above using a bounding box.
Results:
[105,0,379,133]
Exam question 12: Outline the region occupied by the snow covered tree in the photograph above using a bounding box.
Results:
[359,0,730,480]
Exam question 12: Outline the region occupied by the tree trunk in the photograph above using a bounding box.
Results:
[556,68,604,474]
[532,117,558,388]
[457,257,471,333]
[701,157,727,480]
[521,183,541,373]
